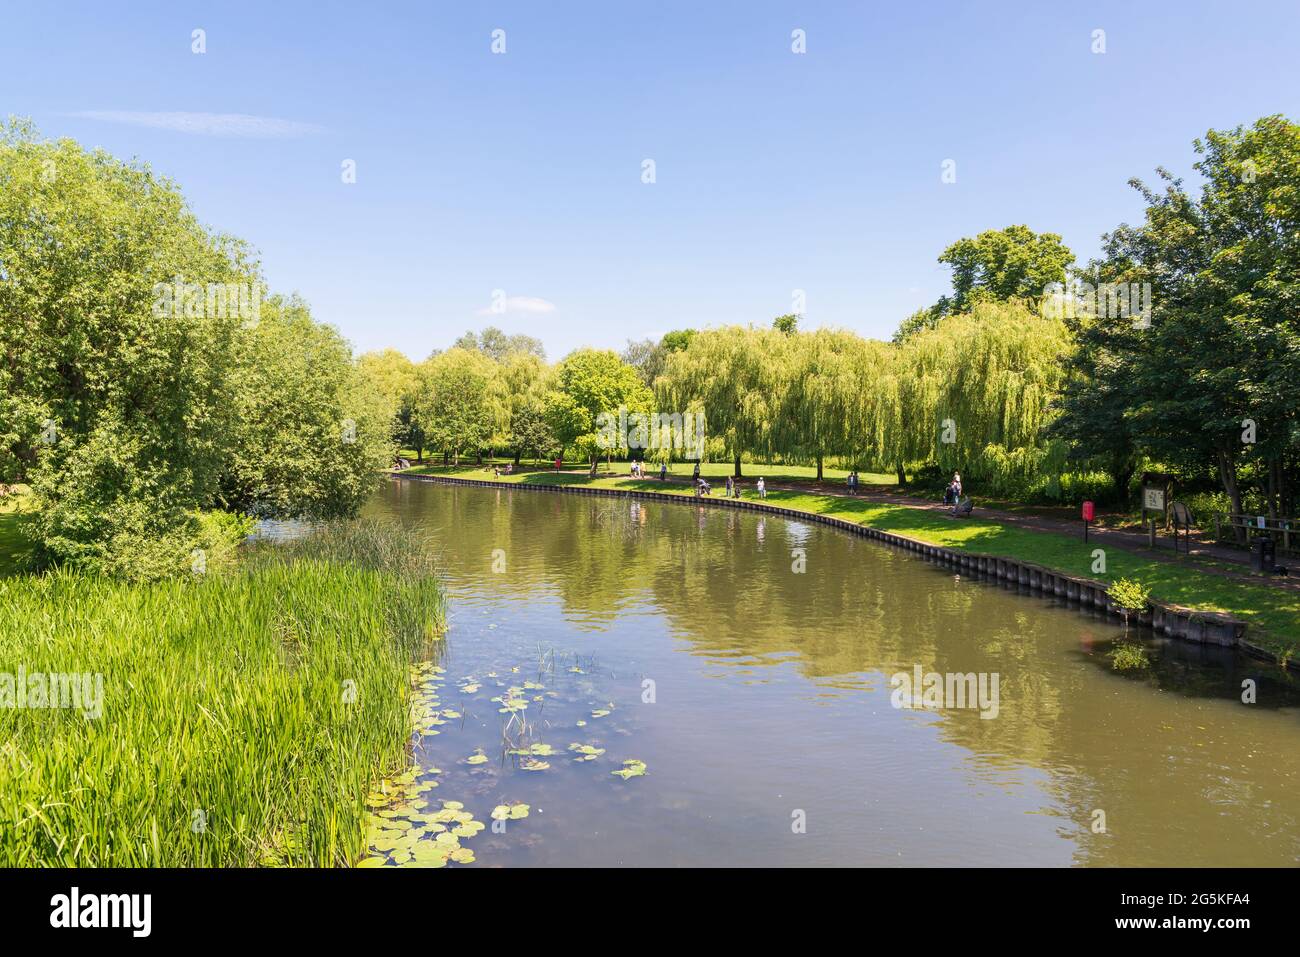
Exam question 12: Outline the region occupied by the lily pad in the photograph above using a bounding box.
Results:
[612,759,647,780]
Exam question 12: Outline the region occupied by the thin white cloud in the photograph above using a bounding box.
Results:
[68,111,326,139]
[476,296,557,317]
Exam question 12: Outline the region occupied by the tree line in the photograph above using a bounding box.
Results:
[2,114,1295,575]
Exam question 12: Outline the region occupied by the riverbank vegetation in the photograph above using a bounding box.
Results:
[0,521,442,866]
[0,120,390,578]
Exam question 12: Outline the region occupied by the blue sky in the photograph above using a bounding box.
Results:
[3,1,1297,360]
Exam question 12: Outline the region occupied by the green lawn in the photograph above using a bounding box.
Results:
[399,465,1300,657]
[0,487,35,576]
[401,456,895,487]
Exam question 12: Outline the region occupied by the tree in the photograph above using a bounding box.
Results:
[657,326,777,477]
[889,301,1072,494]
[622,329,696,388]
[452,326,546,361]
[0,120,254,575]
[223,295,392,519]
[546,349,652,469]
[895,226,1075,341]
[414,348,496,465]
[772,314,799,335]
[499,352,553,464]
[1053,116,1300,530]
[357,348,422,457]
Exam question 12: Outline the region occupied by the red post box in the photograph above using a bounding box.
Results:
[1081,501,1095,522]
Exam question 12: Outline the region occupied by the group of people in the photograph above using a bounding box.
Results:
[629,460,670,480]
[846,470,861,494]
[692,472,767,499]
[492,463,515,477]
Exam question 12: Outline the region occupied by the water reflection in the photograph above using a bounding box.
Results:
[365,478,1300,866]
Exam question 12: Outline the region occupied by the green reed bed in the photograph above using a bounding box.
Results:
[0,522,444,866]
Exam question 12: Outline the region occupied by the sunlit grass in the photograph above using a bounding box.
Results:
[0,521,445,866]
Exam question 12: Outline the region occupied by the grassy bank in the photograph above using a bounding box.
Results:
[0,523,444,866]
[401,466,1300,656]
[0,487,34,575]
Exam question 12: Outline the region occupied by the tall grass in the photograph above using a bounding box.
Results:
[0,520,444,866]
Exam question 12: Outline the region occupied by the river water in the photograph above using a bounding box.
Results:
[365,477,1300,866]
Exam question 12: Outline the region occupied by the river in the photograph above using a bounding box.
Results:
[363,477,1300,866]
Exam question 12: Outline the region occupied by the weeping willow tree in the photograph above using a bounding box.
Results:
[653,303,1070,491]
[891,300,1072,493]
[655,325,780,476]
[769,329,892,479]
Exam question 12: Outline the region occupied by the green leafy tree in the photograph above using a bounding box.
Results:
[0,120,255,575]
[223,295,392,519]
[895,226,1075,341]
[547,349,652,468]
[415,348,497,465]
[1054,116,1300,529]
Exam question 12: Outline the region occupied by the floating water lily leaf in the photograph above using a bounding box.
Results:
[490,803,530,821]
[441,709,462,719]
[356,857,387,868]
[449,847,475,864]
[465,752,488,765]
[612,759,647,780]
[519,758,550,771]
[461,684,481,694]
[590,710,610,719]
[442,800,464,810]
[576,720,588,727]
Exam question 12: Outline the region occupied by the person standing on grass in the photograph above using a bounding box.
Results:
[693,462,701,481]
[726,475,734,497]
[660,461,668,481]
[953,471,963,499]
[757,477,766,499]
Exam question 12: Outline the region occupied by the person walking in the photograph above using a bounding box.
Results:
[952,471,963,499]
[660,461,667,481]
